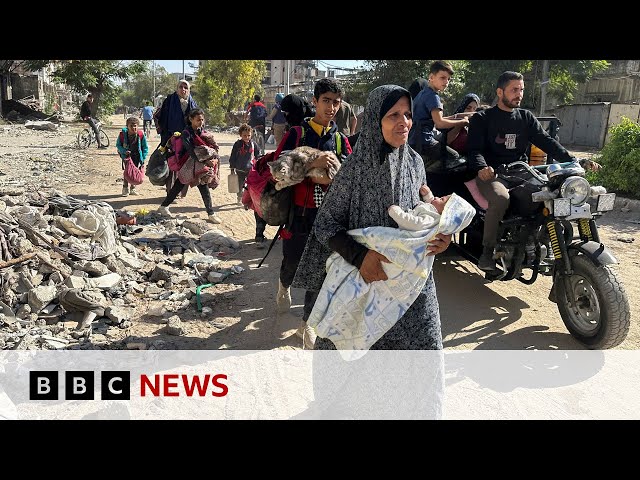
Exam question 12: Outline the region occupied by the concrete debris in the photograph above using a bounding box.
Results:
[165,316,185,336]
[24,121,58,131]
[0,187,242,350]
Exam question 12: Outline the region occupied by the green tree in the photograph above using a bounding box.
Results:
[121,65,177,108]
[194,60,266,126]
[595,117,640,196]
[52,60,147,118]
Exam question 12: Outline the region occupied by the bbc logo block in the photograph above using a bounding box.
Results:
[29,371,130,400]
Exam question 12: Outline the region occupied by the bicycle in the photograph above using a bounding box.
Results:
[143,119,153,139]
[77,120,110,149]
[252,124,266,153]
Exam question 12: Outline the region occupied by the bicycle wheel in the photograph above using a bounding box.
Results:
[254,129,265,153]
[77,129,92,149]
[99,129,110,147]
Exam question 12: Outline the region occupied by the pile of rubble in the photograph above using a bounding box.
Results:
[1,98,61,123]
[0,189,243,351]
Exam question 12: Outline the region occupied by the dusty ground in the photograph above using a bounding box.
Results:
[2,114,638,350]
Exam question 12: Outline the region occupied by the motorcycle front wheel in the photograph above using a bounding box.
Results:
[556,254,630,349]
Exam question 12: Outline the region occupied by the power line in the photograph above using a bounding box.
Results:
[317,60,360,72]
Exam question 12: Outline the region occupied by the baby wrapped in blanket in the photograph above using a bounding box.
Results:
[307,187,476,359]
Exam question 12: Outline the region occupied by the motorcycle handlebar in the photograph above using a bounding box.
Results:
[498,161,547,183]
[498,160,578,183]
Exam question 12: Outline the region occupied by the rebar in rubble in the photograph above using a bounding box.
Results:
[0,229,11,262]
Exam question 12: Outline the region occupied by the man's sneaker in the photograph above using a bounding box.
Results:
[98,145,108,149]
[296,322,317,350]
[121,186,129,197]
[478,247,497,271]
[276,280,291,314]
[129,186,139,195]
[255,236,267,249]
[208,212,222,224]
[157,206,173,217]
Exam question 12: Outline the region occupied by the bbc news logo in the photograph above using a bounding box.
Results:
[30,371,130,400]
[29,371,229,400]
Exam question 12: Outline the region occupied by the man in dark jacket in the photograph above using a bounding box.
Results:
[79,93,106,148]
[467,71,599,271]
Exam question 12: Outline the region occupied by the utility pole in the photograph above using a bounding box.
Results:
[539,60,550,116]
[182,60,185,80]
[285,60,290,95]
[152,60,156,103]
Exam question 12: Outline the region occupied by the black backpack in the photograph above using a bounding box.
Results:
[250,104,267,124]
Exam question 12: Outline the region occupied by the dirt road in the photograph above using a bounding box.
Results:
[1,114,638,350]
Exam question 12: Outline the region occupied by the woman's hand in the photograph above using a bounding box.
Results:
[359,250,390,284]
[427,233,452,256]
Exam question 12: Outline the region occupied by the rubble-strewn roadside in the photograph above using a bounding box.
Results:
[0,188,244,350]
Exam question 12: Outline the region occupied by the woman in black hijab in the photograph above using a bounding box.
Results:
[279,93,315,128]
[408,77,429,99]
[294,84,451,350]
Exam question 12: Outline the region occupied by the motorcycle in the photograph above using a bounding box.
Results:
[449,159,631,349]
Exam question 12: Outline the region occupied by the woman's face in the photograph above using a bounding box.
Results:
[464,101,478,113]
[381,96,412,148]
[177,83,190,99]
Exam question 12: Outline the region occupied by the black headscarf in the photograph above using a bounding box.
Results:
[453,93,480,115]
[280,94,315,127]
[408,78,428,100]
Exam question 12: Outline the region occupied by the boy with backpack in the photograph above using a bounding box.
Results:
[275,78,352,348]
[246,94,267,132]
[116,116,149,196]
[229,123,268,248]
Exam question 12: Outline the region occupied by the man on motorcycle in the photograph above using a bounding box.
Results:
[466,71,600,271]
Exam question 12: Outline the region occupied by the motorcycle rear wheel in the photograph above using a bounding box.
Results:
[556,254,630,349]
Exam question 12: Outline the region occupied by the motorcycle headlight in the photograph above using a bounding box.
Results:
[560,176,590,206]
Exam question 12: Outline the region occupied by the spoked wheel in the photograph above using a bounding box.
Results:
[77,129,92,149]
[98,129,110,147]
[253,128,265,153]
[556,254,630,348]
